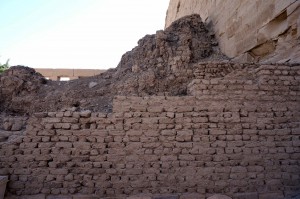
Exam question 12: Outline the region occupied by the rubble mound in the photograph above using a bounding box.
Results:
[0,14,227,115]
[0,66,47,113]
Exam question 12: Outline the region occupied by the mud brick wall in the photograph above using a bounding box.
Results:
[0,90,299,198]
[188,65,300,102]
[0,64,299,198]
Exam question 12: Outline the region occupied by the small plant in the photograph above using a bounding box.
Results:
[0,59,10,74]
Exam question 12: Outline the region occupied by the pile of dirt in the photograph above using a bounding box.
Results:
[0,14,227,115]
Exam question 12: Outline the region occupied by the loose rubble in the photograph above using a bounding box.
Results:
[0,14,227,115]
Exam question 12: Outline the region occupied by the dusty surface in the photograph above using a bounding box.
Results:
[0,14,226,116]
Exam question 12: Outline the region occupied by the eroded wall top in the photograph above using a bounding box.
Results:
[165,0,300,63]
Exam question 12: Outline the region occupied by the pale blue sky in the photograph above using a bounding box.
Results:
[0,0,170,69]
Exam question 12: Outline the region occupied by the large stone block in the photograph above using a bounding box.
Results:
[165,0,299,62]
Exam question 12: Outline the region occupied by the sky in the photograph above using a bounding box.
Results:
[0,0,170,69]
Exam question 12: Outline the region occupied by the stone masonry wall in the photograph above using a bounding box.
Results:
[0,64,299,199]
[165,0,300,63]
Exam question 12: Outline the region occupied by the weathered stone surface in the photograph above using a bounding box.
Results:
[165,0,300,63]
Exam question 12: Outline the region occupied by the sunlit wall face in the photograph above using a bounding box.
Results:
[0,0,170,69]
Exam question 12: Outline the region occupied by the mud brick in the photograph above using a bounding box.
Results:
[73,142,91,150]
[55,142,72,148]
[42,118,61,123]
[62,117,79,123]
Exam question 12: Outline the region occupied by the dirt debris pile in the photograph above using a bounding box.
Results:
[0,66,47,113]
[0,14,227,115]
